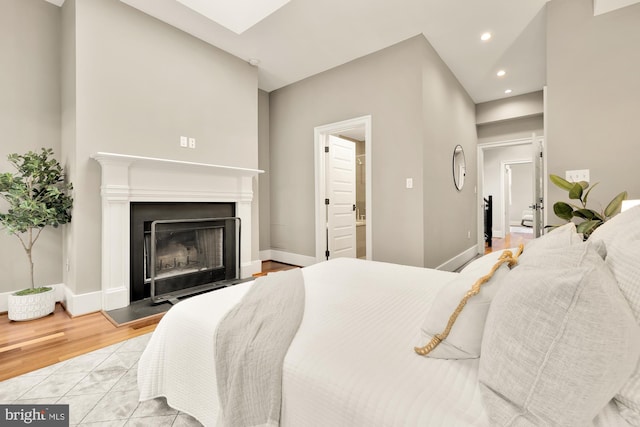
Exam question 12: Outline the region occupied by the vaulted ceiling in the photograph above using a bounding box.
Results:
[45,0,639,103]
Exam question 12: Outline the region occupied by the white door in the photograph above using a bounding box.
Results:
[504,164,512,236]
[326,136,356,259]
[531,137,545,237]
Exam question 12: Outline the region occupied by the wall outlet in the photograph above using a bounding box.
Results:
[188,137,196,149]
[406,178,413,189]
[180,136,188,148]
[565,169,590,183]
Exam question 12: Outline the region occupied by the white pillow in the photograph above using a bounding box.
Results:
[479,242,640,426]
[417,262,510,359]
[517,222,583,264]
[590,205,640,420]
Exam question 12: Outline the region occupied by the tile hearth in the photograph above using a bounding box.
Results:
[0,334,202,426]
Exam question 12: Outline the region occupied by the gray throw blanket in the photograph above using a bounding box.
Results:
[214,268,305,427]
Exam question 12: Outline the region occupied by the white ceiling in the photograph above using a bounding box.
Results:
[43,0,639,103]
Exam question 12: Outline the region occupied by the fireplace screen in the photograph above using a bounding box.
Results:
[144,224,224,283]
[141,216,240,304]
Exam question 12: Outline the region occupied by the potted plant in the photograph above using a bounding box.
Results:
[549,174,626,239]
[0,148,73,321]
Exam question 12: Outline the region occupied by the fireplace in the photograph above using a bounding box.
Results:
[130,202,238,303]
[92,152,263,312]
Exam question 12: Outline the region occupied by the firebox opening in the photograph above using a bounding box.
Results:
[130,202,238,304]
[144,223,224,283]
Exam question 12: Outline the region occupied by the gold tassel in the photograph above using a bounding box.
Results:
[414,244,524,356]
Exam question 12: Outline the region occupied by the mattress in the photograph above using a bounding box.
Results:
[138,257,631,426]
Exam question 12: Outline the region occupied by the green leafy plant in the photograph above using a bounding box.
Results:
[0,148,73,291]
[550,174,626,238]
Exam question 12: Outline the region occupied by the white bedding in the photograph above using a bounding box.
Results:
[138,257,631,427]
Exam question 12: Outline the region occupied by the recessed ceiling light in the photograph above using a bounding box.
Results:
[497,70,506,77]
[481,32,492,41]
[505,89,513,94]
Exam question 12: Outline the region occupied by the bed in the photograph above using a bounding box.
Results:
[138,206,640,427]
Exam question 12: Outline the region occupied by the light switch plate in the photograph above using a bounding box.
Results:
[565,169,590,183]
[406,178,413,189]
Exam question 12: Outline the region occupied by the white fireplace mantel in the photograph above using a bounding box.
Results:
[92,152,263,311]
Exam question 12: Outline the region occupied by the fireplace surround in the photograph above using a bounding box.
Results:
[92,152,262,311]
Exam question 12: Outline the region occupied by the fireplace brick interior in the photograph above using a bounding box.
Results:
[130,202,237,302]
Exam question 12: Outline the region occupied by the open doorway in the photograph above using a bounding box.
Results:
[477,135,545,254]
[502,160,534,238]
[314,116,372,262]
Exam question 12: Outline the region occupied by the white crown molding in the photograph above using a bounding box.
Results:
[92,152,263,177]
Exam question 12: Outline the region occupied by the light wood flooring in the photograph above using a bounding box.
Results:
[0,261,296,382]
[485,229,534,254]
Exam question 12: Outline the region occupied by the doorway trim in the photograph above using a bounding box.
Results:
[314,115,372,262]
[476,135,546,254]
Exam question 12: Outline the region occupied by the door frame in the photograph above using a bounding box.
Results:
[314,115,372,262]
[476,135,546,254]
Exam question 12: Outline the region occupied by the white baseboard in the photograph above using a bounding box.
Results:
[259,250,317,267]
[436,246,480,272]
[63,287,102,316]
[0,283,101,317]
[241,260,262,278]
[99,287,128,313]
[493,229,505,238]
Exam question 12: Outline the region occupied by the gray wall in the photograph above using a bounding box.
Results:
[420,37,478,267]
[476,91,543,125]
[547,0,640,214]
[62,0,259,295]
[477,115,544,144]
[476,92,544,144]
[269,35,477,268]
[0,0,62,292]
[258,89,271,251]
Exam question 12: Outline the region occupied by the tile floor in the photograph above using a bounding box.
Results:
[0,333,203,426]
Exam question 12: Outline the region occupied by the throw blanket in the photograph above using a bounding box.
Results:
[214,268,305,427]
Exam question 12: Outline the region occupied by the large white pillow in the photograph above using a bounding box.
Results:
[517,222,583,264]
[479,242,640,426]
[417,262,511,359]
[590,205,640,421]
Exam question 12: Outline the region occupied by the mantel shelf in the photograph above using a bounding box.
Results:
[91,152,263,177]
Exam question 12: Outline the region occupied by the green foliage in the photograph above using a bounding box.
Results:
[549,174,626,239]
[14,286,53,296]
[0,148,73,289]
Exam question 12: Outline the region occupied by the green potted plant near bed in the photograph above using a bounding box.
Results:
[550,174,626,239]
[0,148,73,321]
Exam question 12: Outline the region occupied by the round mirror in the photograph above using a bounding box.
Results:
[452,145,466,191]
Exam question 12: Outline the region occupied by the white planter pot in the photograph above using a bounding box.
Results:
[8,287,56,321]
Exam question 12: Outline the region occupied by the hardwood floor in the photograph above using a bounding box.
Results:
[0,260,298,382]
[486,229,534,254]
[0,304,157,382]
